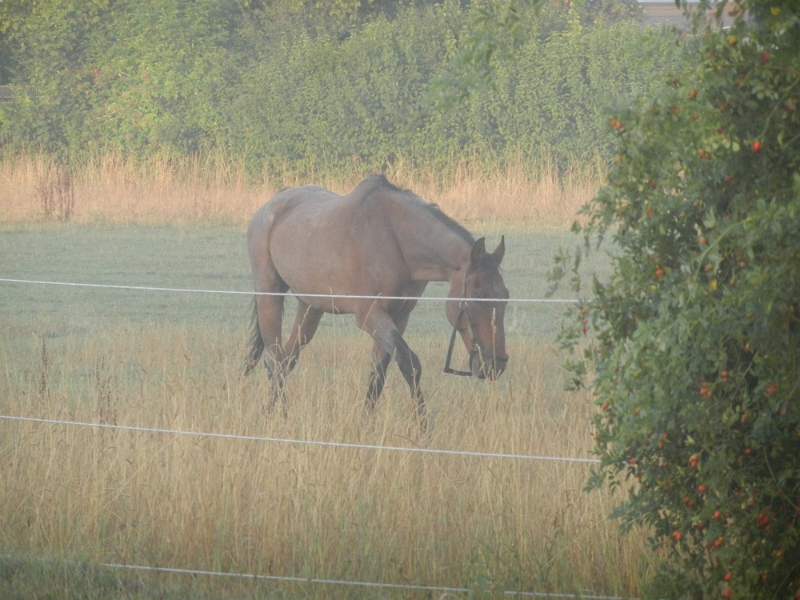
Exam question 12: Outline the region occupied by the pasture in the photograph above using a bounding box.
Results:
[0,216,650,597]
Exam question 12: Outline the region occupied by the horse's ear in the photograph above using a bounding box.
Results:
[470,238,486,267]
[492,236,505,266]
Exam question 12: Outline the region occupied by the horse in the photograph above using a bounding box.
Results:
[244,174,509,425]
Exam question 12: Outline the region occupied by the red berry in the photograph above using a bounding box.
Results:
[752,140,762,152]
[698,485,708,493]
[724,572,732,582]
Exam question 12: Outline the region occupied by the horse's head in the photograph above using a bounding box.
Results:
[446,237,509,380]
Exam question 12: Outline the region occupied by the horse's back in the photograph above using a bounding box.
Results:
[249,185,334,237]
[250,175,406,244]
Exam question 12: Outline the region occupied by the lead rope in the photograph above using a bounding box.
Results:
[442,310,472,376]
[442,258,479,376]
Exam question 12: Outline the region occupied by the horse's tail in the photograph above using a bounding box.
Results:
[243,298,265,377]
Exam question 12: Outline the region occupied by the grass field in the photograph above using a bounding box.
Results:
[0,159,654,599]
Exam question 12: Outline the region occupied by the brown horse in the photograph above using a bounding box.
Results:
[244,174,509,423]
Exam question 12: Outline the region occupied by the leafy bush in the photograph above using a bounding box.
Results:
[551,0,800,597]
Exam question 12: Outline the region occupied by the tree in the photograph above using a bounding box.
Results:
[0,0,112,154]
[0,0,32,85]
[81,0,246,155]
[550,0,800,597]
[0,0,249,156]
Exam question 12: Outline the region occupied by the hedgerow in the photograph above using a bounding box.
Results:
[0,0,677,174]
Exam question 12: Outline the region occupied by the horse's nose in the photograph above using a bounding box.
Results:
[470,351,508,380]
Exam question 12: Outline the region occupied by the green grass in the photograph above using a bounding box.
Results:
[0,224,606,334]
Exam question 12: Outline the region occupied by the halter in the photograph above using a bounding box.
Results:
[442,259,481,377]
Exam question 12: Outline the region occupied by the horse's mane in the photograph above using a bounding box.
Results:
[358,174,475,245]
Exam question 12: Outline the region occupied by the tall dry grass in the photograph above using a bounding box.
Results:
[0,322,650,597]
[0,152,600,229]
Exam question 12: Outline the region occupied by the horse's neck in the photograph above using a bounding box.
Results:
[404,227,471,283]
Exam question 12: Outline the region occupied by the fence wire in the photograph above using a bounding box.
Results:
[100,562,635,599]
[0,277,579,304]
[0,415,599,464]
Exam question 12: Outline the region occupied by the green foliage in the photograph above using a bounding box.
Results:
[430,0,534,107]
[83,0,244,154]
[230,1,677,173]
[0,0,32,84]
[551,0,800,597]
[0,0,113,155]
[1,0,246,156]
[0,0,673,173]
[479,13,675,166]
[228,2,467,172]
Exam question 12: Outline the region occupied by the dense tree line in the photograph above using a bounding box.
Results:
[0,0,676,173]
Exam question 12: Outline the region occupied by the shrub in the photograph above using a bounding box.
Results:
[551,0,800,597]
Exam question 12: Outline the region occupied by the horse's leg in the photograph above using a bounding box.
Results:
[255,293,289,414]
[284,300,324,375]
[366,343,393,412]
[358,309,426,428]
[365,306,414,411]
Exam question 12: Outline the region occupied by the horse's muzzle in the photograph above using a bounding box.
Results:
[470,349,508,380]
